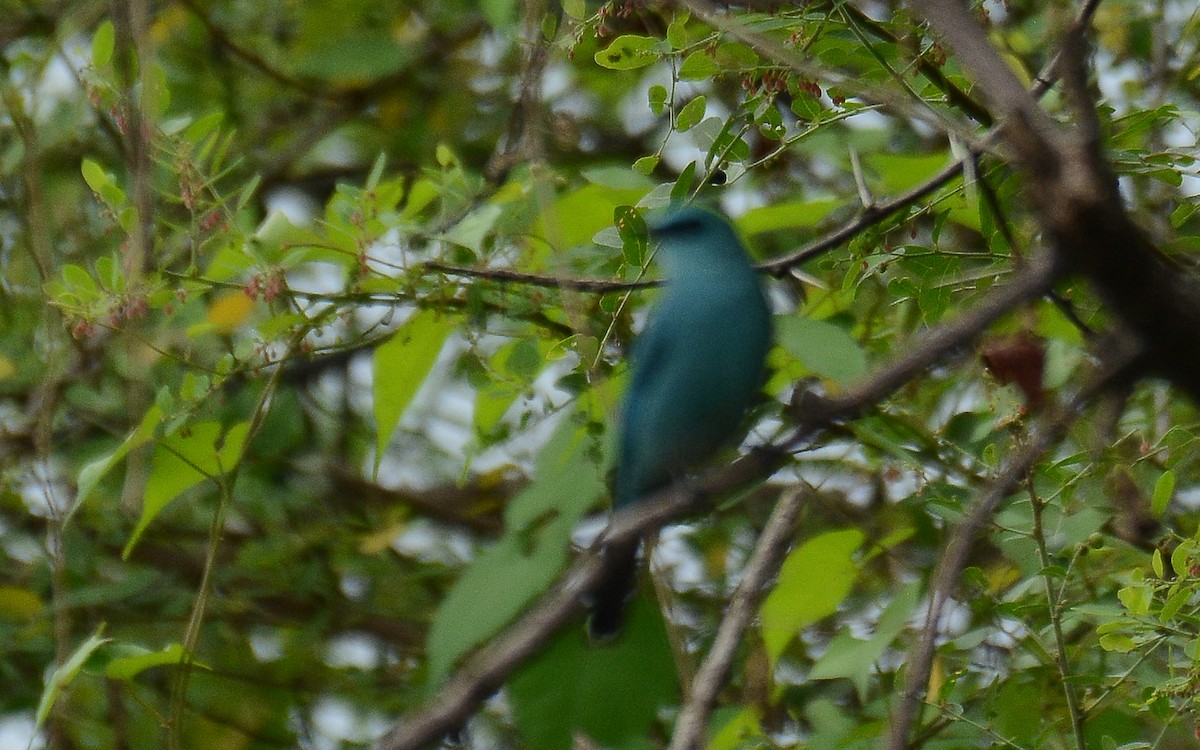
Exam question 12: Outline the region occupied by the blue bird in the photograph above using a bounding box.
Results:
[588,205,773,639]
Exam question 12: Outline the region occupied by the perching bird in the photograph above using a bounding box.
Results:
[588,205,773,639]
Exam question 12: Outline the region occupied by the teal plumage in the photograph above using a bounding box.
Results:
[589,206,773,638]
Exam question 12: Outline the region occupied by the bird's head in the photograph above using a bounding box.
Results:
[646,205,752,276]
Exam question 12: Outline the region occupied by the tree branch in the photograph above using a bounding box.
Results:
[883,336,1142,750]
[912,0,1200,403]
[374,243,1061,750]
[667,488,806,750]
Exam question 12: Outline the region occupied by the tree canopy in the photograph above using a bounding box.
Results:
[4,0,1200,749]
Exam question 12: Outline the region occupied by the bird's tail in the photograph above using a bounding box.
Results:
[587,538,640,640]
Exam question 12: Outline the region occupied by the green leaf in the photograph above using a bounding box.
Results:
[508,599,677,750]
[183,111,224,144]
[124,420,250,557]
[648,84,668,115]
[676,95,707,132]
[808,581,921,700]
[70,406,163,521]
[865,151,952,193]
[761,529,863,662]
[144,63,171,118]
[1117,583,1152,616]
[373,311,455,475]
[293,32,414,81]
[481,0,517,28]
[104,643,188,680]
[562,0,586,19]
[81,158,111,195]
[444,203,503,252]
[1151,470,1175,517]
[426,410,607,681]
[666,12,690,49]
[710,707,763,750]
[475,384,517,436]
[36,626,110,729]
[1098,633,1138,653]
[738,199,840,234]
[594,34,659,70]
[1171,539,1195,580]
[678,50,718,80]
[777,316,868,385]
[92,21,115,67]
[633,155,659,174]
[538,183,646,249]
[1159,586,1190,623]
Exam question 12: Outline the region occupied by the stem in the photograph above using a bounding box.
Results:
[1027,480,1086,750]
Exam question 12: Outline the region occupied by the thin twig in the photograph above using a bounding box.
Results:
[667,489,806,750]
[1027,480,1087,750]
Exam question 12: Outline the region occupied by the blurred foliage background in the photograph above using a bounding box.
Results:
[3,0,1200,748]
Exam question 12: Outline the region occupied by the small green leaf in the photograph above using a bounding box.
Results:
[1117,584,1152,616]
[678,50,718,80]
[1159,586,1190,623]
[563,0,586,19]
[1152,470,1175,517]
[183,111,224,144]
[475,384,516,436]
[124,420,250,556]
[105,643,188,680]
[92,21,115,67]
[81,159,111,194]
[144,63,171,118]
[481,0,516,28]
[373,311,455,474]
[36,626,110,729]
[61,264,99,297]
[1098,633,1138,653]
[648,84,668,115]
[70,406,163,521]
[445,203,503,252]
[1171,539,1195,580]
[665,12,690,49]
[594,34,659,70]
[672,161,697,201]
[778,316,868,385]
[761,529,863,662]
[633,155,659,174]
[676,95,707,132]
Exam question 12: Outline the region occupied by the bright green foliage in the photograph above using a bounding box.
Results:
[372,311,456,474]
[761,529,864,662]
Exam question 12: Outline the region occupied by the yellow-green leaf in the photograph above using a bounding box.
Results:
[36,626,110,729]
[761,529,863,662]
[594,35,658,70]
[373,311,455,474]
[124,420,250,557]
